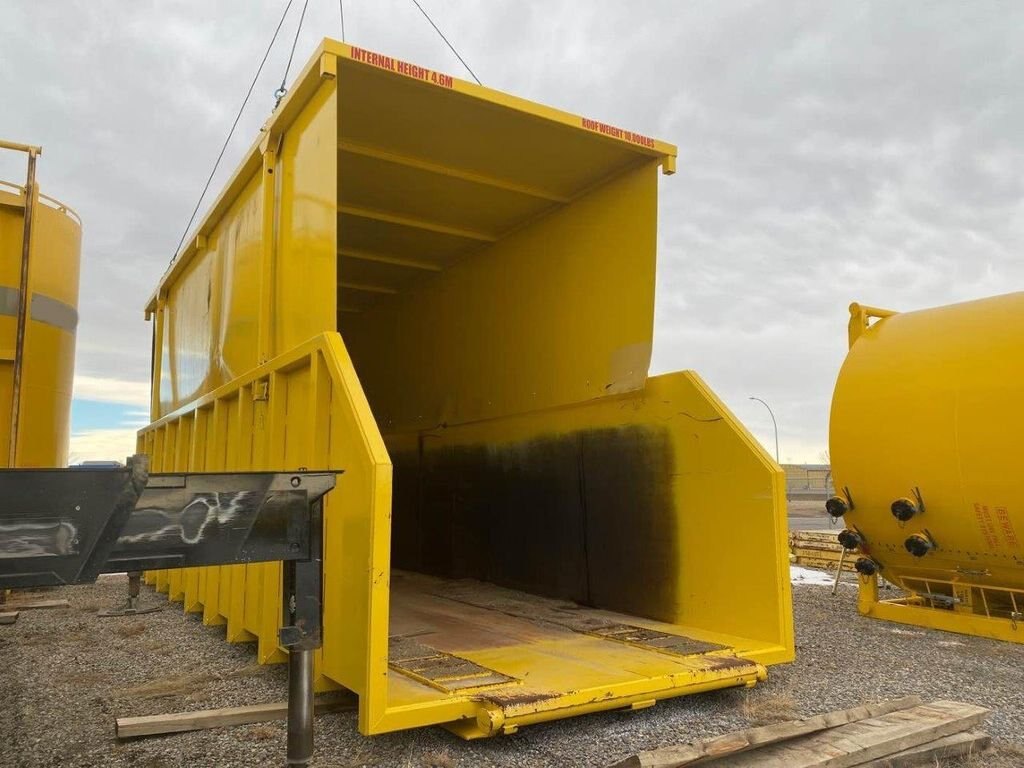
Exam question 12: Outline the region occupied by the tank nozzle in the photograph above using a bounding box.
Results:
[891,497,918,522]
[825,496,849,518]
[854,557,879,576]
[837,529,864,550]
[904,532,936,557]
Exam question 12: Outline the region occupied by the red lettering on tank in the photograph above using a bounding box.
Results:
[995,506,1019,547]
[975,503,1000,550]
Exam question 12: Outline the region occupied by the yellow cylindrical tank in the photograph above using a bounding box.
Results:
[830,294,1024,641]
[0,170,81,468]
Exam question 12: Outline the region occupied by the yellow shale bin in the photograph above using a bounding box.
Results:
[831,296,1024,643]
[0,141,81,468]
[139,39,793,737]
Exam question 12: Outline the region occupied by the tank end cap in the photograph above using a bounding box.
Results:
[855,557,880,576]
[838,529,864,550]
[905,532,936,557]
[826,496,849,518]
[891,497,918,522]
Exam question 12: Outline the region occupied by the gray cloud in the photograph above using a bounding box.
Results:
[3,0,1023,461]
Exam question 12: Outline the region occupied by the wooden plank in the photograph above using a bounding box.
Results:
[789,536,842,546]
[853,731,991,767]
[606,697,922,768]
[791,554,846,565]
[789,531,843,544]
[790,544,855,554]
[713,700,989,768]
[792,554,844,564]
[792,556,857,573]
[792,546,846,557]
[4,598,70,610]
[0,611,18,625]
[116,694,357,739]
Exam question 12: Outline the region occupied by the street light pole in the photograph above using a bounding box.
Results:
[749,396,780,464]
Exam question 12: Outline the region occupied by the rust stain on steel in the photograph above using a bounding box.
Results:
[479,689,563,708]
[388,425,679,621]
[588,624,727,657]
[388,636,518,692]
[699,654,759,672]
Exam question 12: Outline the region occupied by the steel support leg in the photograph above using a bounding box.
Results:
[127,570,141,609]
[99,570,160,617]
[287,648,315,765]
[832,549,848,596]
[280,496,324,767]
[0,458,337,765]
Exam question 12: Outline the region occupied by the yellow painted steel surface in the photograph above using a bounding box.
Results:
[0,166,80,467]
[831,295,1024,642]
[140,39,793,737]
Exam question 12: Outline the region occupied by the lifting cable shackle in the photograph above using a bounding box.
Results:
[275,0,311,108]
[172,0,297,265]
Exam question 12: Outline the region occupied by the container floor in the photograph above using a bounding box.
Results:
[383,571,771,736]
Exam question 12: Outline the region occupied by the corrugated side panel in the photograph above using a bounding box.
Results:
[140,332,393,732]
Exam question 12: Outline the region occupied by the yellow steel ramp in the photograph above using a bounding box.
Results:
[383,572,767,738]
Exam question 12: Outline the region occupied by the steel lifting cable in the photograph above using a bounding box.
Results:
[409,0,482,85]
[275,0,312,105]
[172,0,296,263]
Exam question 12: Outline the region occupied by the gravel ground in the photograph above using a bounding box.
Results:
[2,575,1022,768]
[786,499,832,517]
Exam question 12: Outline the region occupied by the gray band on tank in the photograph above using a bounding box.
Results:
[0,286,18,316]
[0,285,78,332]
[31,293,79,332]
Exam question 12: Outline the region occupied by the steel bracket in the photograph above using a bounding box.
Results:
[0,454,337,766]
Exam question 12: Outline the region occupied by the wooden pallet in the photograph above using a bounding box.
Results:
[1,598,70,610]
[609,698,990,768]
[790,530,859,572]
[116,695,356,739]
[791,530,844,545]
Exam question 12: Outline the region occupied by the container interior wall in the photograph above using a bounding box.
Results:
[339,160,666,620]
[333,86,788,643]
[336,159,790,646]
[379,372,792,651]
[341,160,658,431]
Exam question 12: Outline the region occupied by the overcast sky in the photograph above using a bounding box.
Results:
[2,1,1023,463]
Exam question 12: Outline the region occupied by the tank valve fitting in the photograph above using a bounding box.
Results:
[904,532,936,557]
[837,529,864,550]
[826,496,849,518]
[854,557,879,576]
[891,497,918,522]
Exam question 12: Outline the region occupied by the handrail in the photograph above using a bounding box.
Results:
[0,178,82,227]
[847,301,898,348]
[899,574,1024,621]
[0,139,41,154]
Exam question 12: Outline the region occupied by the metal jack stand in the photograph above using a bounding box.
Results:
[280,493,324,767]
[98,571,161,616]
[0,455,336,766]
